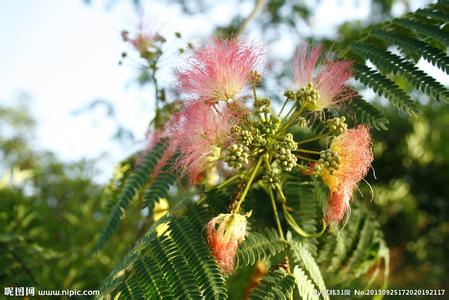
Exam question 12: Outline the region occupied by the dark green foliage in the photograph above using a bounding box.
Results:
[284,179,325,256]
[351,43,449,102]
[204,187,234,216]
[102,156,135,212]
[169,213,227,299]
[100,215,172,295]
[343,1,449,120]
[290,241,329,300]
[292,266,319,300]
[394,19,449,46]
[112,206,227,299]
[248,269,295,300]
[94,141,168,252]
[316,206,389,287]
[352,63,420,115]
[371,29,449,73]
[422,1,449,20]
[235,228,290,269]
[143,160,177,210]
[344,96,390,130]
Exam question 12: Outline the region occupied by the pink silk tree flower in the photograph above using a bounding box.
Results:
[207,213,247,273]
[293,44,353,111]
[176,38,261,104]
[121,13,165,56]
[172,102,239,184]
[321,126,374,224]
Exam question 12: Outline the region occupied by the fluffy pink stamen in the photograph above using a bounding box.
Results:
[176,38,261,104]
[322,126,373,223]
[207,225,238,273]
[293,44,353,109]
[293,45,321,88]
[315,60,353,107]
[206,214,247,273]
[172,102,239,184]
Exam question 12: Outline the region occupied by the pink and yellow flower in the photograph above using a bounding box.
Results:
[293,44,353,111]
[321,126,373,224]
[172,102,239,184]
[207,213,247,273]
[176,38,261,104]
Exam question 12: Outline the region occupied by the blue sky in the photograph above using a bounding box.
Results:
[0,0,445,182]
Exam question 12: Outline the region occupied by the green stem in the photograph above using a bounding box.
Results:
[295,155,318,163]
[297,135,325,145]
[295,149,321,155]
[216,172,244,189]
[150,61,162,128]
[268,188,285,240]
[277,97,289,117]
[275,183,287,204]
[252,81,257,102]
[232,157,263,213]
[276,184,327,238]
[237,0,267,35]
[264,155,291,275]
[279,105,304,133]
[281,101,297,123]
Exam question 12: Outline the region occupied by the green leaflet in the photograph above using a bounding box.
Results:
[293,266,319,300]
[235,228,290,269]
[342,0,449,123]
[114,206,227,300]
[94,140,168,252]
[290,240,329,300]
[249,269,295,300]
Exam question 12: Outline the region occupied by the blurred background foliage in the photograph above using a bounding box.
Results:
[1,0,448,296]
[0,98,142,290]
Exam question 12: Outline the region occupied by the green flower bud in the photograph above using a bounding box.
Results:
[256,115,280,135]
[263,171,280,190]
[282,133,297,151]
[296,83,320,111]
[275,147,297,172]
[318,149,340,174]
[297,117,307,128]
[240,130,253,147]
[326,116,347,135]
[283,89,296,101]
[224,144,250,170]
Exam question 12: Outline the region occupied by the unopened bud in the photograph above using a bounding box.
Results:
[207,213,247,273]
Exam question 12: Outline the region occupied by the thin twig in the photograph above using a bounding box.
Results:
[237,0,267,36]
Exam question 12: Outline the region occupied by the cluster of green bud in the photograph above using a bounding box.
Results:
[254,98,271,114]
[281,133,298,151]
[232,126,253,147]
[263,171,280,190]
[240,130,253,147]
[256,115,280,135]
[297,83,320,110]
[252,129,267,147]
[326,116,347,135]
[283,89,296,101]
[276,148,297,171]
[318,149,340,174]
[224,144,249,169]
[297,117,308,128]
